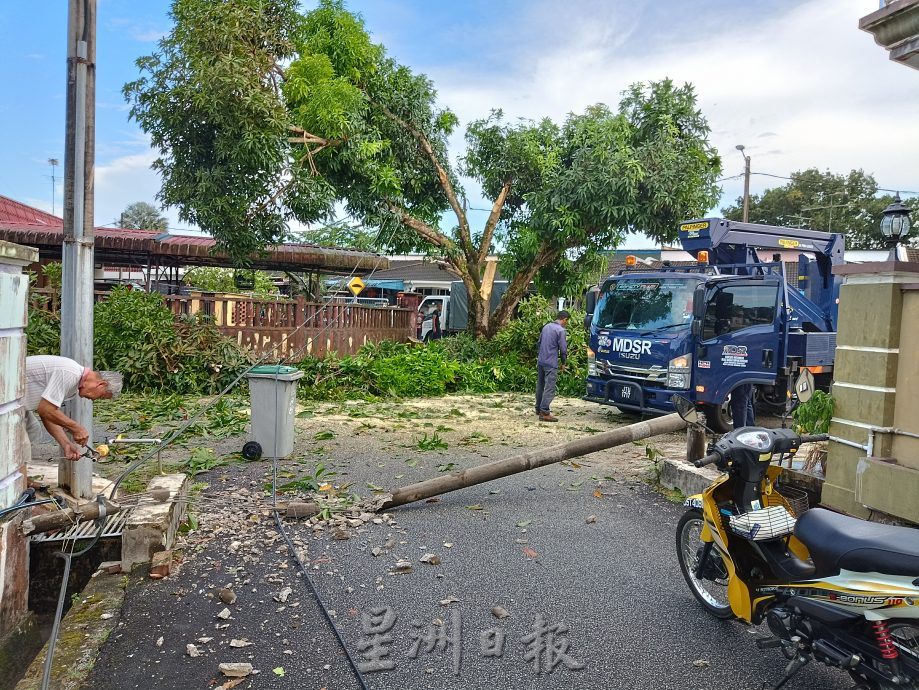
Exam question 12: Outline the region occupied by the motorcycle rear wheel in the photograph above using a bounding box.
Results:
[676,510,733,619]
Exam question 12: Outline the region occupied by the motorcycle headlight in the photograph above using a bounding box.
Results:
[735,430,772,452]
[667,354,691,389]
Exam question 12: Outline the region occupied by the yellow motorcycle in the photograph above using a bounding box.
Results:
[672,394,919,690]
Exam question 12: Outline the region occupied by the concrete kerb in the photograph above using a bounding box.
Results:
[659,457,723,498]
[14,564,127,690]
[121,473,189,573]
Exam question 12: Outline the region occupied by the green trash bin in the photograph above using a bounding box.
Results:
[245,365,304,459]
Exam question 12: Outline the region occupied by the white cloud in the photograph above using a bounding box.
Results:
[94,151,190,231]
[423,0,919,213]
[106,17,166,43]
[91,0,919,248]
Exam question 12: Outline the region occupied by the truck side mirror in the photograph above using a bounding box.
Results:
[692,286,706,320]
[585,288,598,317]
[691,286,706,337]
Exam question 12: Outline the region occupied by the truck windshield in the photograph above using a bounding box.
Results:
[593,277,699,332]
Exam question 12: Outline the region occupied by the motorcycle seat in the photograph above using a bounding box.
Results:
[795,508,919,577]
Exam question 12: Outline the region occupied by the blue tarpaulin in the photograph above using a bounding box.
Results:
[325,278,405,291]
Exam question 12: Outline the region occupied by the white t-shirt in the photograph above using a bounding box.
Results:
[24,355,85,411]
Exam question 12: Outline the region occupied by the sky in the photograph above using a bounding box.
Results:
[1,0,917,249]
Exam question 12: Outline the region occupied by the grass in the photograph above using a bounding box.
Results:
[414,432,449,451]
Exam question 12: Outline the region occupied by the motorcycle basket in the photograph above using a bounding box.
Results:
[727,505,797,541]
[771,484,809,518]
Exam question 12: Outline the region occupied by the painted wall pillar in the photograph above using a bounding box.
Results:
[0,240,38,639]
[824,261,919,523]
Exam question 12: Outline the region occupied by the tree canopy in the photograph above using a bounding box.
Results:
[722,168,915,250]
[182,266,277,295]
[120,201,168,231]
[126,0,722,335]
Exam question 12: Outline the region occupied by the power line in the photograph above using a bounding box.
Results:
[750,172,918,196]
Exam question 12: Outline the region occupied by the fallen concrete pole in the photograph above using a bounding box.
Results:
[381,413,686,510]
[21,497,121,537]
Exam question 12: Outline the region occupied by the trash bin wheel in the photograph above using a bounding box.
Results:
[241,441,262,461]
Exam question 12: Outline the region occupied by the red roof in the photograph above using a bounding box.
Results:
[0,195,386,273]
[0,194,64,227]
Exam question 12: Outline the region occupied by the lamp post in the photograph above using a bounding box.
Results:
[736,145,751,222]
[48,158,59,215]
[880,193,912,261]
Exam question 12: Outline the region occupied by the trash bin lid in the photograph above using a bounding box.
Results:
[245,364,304,381]
[248,365,300,375]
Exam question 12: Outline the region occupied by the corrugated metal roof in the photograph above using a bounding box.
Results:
[368,259,462,282]
[0,195,386,273]
[0,194,62,226]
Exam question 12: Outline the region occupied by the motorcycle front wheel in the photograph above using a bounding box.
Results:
[676,510,733,619]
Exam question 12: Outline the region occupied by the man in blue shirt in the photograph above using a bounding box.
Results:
[535,311,570,422]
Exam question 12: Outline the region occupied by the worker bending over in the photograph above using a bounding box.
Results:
[25,355,122,460]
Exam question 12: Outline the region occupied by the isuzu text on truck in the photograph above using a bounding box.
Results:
[584,218,844,431]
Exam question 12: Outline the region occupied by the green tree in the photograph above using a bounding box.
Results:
[120,201,169,231]
[126,0,721,336]
[182,266,278,295]
[722,168,914,250]
[297,220,380,252]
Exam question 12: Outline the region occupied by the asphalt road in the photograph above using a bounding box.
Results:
[86,455,851,690]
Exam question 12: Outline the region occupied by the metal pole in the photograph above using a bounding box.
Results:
[742,154,751,223]
[60,0,96,499]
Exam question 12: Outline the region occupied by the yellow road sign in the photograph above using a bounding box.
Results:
[348,276,365,296]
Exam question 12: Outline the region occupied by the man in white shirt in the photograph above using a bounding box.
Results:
[25,355,122,460]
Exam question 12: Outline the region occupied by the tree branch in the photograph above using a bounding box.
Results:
[477,178,512,265]
[385,203,470,277]
[369,99,475,258]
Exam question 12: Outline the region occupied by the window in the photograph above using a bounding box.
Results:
[593,278,698,331]
[702,284,778,341]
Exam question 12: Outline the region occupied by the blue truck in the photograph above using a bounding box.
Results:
[583,217,845,432]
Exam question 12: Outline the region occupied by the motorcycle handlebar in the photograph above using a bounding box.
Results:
[694,452,721,468]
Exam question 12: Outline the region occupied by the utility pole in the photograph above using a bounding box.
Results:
[60,0,96,499]
[736,144,751,222]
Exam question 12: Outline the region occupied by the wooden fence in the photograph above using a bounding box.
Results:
[32,289,415,359]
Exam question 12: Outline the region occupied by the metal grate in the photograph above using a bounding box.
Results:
[30,506,135,543]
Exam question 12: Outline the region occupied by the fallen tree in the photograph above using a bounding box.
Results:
[380,413,686,510]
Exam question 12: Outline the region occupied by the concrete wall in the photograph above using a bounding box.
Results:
[823,263,919,523]
[0,240,38,640]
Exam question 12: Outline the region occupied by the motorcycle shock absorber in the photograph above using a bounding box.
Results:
[872,620,899,660]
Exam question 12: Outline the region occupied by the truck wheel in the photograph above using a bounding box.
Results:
[702,399,733,434]
[756,383,787,416]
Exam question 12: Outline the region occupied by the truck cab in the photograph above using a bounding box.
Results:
[585,218,843,431]
[417,295,449,341]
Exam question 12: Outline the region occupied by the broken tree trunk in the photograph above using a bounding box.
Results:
[380,413,686,510]
[21,497,121,536]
